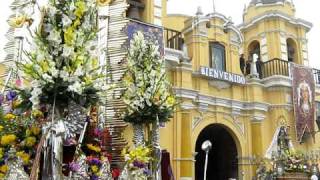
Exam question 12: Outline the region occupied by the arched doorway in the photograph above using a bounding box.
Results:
[195,124,238,180]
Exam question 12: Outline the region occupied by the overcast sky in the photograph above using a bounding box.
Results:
[167,0,320,68]
[0,0,318,68]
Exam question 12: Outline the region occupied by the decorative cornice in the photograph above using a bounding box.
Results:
[238,11,312,32]
[164,48,183,65]
[175,88,270,112]
[174,88,198,100]
[251,113,267,123]
[174,88,302,117]
[164,48,192,71]
[182,13,244,43]
[180,102,196,110]
[269,104,293,111]
[261,75,292,88]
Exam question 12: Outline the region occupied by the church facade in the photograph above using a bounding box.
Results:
[123,0,320,179]
[0,0,319,179]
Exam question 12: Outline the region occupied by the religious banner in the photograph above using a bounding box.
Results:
[126,20,164,56]
[291,64,315,142]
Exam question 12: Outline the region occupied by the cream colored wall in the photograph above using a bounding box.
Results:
[243,2,295,23]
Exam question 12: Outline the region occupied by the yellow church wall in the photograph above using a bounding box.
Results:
[162,15,190,31]
[120,1,317,179]
[140,0,153,23]
[140,0,168,25]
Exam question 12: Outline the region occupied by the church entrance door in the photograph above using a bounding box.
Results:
[195,124,239,180]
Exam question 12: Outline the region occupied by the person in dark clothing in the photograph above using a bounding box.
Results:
[239,54,245,74]
[245,58,252,75]
[256,57,263,79]
[161,149,175,180]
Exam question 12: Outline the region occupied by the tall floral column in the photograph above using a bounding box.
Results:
[14,0,109,178]
[122,31,176,179]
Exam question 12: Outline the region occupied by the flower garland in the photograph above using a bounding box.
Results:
[123,31,176,124]
[121,146,152,179]
[280,150,310,173]
[68,109,113,180]
[0,91,42,178]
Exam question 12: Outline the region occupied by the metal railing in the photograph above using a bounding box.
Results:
[313,68,320,84]
[163,27,183,51]
[261,58,289,78]
[260,58,320,84]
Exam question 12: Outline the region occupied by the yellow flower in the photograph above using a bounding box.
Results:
[97,0,112,6]
[16,151,30,164]
[64,26,75,45]
[74,1,86,18]
[74,55,85,67]
[91,58,99,68]
[0,165,8,173]
[91,165,99,173]
[87,144,101,152]
[1,134,16,145]
[84,76,92,85]
[124,75,133,84]
[39,60,50,73]
[23,63,38,78]
[31,126,41,136]
[73,19,81,28]
[0,148,3,159]
[0,126,3,132]
[32,109,44,119]
[12,100,22,108]
[166,96,176,107]
[26,129,31,136]
[25,136,37,147]
[8,15,26,28]
[4,113,16,121]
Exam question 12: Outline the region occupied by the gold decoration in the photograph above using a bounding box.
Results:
[97,0,112,6]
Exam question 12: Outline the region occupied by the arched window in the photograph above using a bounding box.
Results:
[286,38,298,63]
[210,42,226,71]
[248,40,260,61]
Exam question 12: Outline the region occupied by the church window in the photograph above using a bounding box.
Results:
[210,42,226,71]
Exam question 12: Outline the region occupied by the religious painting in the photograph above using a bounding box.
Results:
[125,20,164,56]
[291,64,315,142]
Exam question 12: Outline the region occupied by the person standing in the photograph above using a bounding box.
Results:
[256,57,263,79]
[246,58,252,75]
[239,54,245,74]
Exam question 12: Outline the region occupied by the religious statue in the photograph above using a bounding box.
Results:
[277,126,290,156]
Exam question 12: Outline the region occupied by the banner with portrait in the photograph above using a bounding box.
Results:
[126,20,164,57]
[291,64,315,142]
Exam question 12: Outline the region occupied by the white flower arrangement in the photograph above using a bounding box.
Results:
[123,31,176,124]
[17,0,107,109]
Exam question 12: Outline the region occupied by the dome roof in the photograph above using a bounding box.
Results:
[250,0,285,5]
